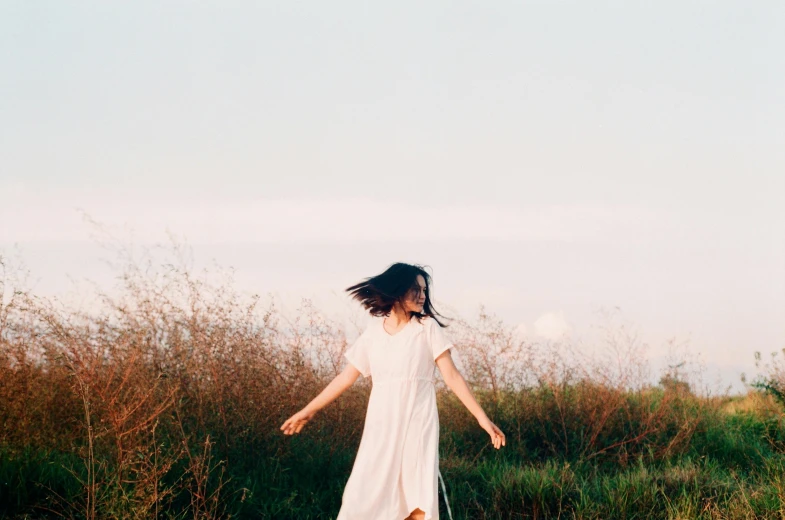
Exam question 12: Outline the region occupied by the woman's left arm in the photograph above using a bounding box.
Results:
[436,351,506,449]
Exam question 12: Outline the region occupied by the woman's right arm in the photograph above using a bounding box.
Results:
[279,364,362,435]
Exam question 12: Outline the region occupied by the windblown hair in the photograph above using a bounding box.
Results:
[345,263,449,327]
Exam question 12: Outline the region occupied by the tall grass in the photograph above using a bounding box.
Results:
[0,243,783,519]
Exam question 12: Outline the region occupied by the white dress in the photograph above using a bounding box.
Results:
[336,315,455,520]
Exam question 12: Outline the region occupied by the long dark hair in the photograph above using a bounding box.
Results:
[346,262,449,327]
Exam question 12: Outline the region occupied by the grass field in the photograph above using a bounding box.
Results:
[1,251,783,519]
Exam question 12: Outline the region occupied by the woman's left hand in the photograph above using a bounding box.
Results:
[478,416,506,449]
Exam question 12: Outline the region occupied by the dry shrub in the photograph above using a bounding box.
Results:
[442,305,707,467]
[0,235,374,517]
[748,348,785,410]
[444,305,536,397]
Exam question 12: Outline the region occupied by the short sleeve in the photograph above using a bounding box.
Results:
[429,318,455,361]
[344,328,372,378]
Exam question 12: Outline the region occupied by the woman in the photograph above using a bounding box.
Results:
[280,263,506,520]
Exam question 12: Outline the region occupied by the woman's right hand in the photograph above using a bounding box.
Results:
[280,409,316,435]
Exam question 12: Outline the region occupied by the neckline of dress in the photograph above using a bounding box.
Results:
[381,316,412,338]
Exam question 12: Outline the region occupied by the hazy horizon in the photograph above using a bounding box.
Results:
[2,1,783,396]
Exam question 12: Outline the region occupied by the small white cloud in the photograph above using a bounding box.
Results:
[533,311,572,340]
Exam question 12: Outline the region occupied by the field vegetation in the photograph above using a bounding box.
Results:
[1,242,784,519]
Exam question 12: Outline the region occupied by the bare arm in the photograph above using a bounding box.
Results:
[436,350,506,449]
[280,364,362,435]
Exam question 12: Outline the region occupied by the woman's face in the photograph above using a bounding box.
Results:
[403,275,427,314]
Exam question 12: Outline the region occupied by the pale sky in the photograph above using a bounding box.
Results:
[2,1,784,395]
